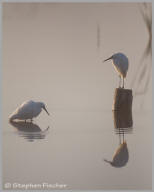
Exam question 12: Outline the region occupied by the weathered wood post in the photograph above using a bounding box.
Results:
[112,88,133,111]
[112,87,133,134]
[113,109,133,129]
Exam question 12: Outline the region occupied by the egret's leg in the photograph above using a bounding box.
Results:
[30,119,33,123]
[122,77,124,88]
[119,130,121,144]
[25,120,26,123]
[119,76,121,88]
[122,131,124,143]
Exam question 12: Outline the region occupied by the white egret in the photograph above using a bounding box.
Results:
[9,100,50,122]
[104,53,129,88]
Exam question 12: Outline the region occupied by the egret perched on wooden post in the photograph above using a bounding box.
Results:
[9,100,50,122]
[103,53,129,88]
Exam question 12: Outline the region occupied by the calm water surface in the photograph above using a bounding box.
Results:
[3,108,152,190]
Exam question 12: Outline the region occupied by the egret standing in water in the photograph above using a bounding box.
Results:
[9,100,50,122]
[103,53,129,88]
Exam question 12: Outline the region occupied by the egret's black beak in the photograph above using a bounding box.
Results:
[43,106,50,115]
[103,56,113,62]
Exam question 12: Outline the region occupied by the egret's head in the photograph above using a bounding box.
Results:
[104,53,128,63]
[104,159,115,167]
[39,102,50,115]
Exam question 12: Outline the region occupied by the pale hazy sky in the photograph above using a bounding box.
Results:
[2,3,152,111]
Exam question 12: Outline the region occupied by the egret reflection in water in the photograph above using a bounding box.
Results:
[9,121,49,142]
[104,109,133,168]
[104,141,129,168]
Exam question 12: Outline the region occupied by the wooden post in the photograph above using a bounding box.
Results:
[112,88,133,133]
[112,88,133,111]
[113,110,133,130]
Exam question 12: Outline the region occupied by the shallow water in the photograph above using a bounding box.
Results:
[3,108,152,190]
[2,3,152,190]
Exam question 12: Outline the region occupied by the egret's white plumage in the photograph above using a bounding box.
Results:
[104,53,129,88]
[9,100,49,122]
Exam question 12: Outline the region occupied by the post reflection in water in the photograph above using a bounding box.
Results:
[9,121,49,142]
[104,109,133,168]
